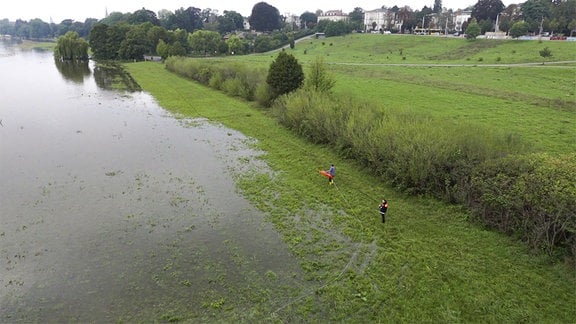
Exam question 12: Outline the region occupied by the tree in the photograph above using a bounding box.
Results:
[509,20,529,38]
[348,7,365,31]
[128,8,160,26]
[249,2,282,31]
[539,46,552,61]
[100,12,129,26]
[569,19,576,36]
[521,0,551,33]
[147,25,171,52]
[166,7,203,32]
[266,51,304,99]
[226,35,244,54]
[89,23,130,60]
[54,31,89,61]
[472,0,505,22]
[300,11,318,29]
[29,18,52,39]
[552,0,576,35]
[188,30,221,55]
[0,19,14,36]
[465,19,481,39]
[479,19,494,33]
[304,56,335,93]
[118,23,154,60]
[433,0,443,13]
[156,39,169,58]
[217,11,245,34]
[325,21,353,36]
[398,6,416,32]
[89,23,111,59]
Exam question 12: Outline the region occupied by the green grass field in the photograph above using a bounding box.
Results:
[209,34,576,154]
[124,34,576,321]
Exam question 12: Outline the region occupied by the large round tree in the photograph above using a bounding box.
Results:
[472,0,505,22]
[249,2,282,31]
[266,51,304,99]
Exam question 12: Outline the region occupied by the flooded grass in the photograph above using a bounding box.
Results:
[124,61,576,322]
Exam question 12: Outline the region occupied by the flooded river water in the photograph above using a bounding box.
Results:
[0,42,304,321]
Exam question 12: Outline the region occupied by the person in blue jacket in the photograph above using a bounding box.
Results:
[327,164,335,185]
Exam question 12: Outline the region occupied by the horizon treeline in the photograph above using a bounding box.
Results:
[1,0,575,41]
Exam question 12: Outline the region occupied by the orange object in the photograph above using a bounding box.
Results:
[319,170,333,179]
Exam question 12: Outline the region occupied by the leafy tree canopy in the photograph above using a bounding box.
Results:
[217,11,244,34]
[348,7,365,30]
[300,11,318,29]
[54,31,89,60]
[165,7,203,32]
[128,8,160,26]
[521,0,551,23]
[188,30,221,55]
[266,51,304,98]
[465,18,481,39]
[472,0,505,22]
[509,20,529,37]
[249,2,282,31]
[433,0,443,13]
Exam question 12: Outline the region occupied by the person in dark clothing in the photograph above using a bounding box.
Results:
[379,199,388,223]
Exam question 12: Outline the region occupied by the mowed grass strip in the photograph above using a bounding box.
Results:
[125,61,575,322]
[330,67,575,154]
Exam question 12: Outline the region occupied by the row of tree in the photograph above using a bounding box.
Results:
[2,1,574,42]
[86,21,313,61]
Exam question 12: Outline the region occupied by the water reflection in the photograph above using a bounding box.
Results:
[93,63,141,91]
[54,59,91,83]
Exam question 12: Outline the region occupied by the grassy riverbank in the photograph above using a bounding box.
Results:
[124,61,575,322]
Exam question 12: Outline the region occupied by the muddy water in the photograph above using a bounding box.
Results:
[0,43,304,321]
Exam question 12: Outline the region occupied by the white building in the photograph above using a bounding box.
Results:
[318,10,348,22]
[364,8,402,32]
[454,10,471,33]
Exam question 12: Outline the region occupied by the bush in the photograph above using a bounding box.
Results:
[266,51,304,100]
[468,153,576,257]
[165,56,266,102]
[271,89,575,260]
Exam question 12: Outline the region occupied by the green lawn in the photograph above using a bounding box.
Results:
[204,34,576,154]
[124,61,575,322]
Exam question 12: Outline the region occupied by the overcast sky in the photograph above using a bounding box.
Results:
[3,0,516,23]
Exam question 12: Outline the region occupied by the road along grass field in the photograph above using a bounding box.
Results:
[124,61,575,322]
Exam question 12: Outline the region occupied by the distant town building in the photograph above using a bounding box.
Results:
[364,8,402,32]
[454,10,471,33]
[318,10,348,22]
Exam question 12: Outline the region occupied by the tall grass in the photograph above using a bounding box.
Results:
[165,56,267,101]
